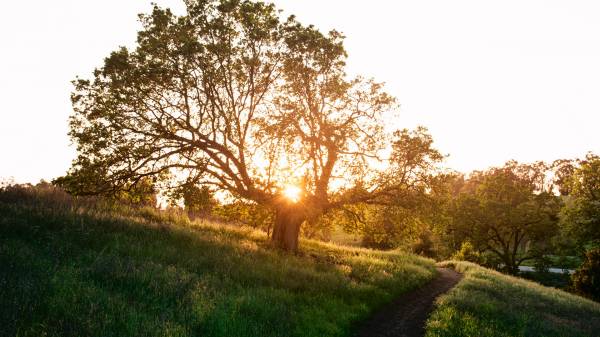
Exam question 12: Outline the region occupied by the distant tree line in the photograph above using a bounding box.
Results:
[320,154,595,266]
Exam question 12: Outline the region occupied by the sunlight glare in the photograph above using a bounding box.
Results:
[283,185,302,203]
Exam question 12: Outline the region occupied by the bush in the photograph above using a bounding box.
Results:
[451,241,481,264]
[570,248,600,301]
[212,201,274,232]
[0,181,98,211]
[411,228,435,258]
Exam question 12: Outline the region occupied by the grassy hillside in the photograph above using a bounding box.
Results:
[0,187,436,337]
[425,261,600,337]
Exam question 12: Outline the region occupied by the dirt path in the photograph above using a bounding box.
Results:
[354,267,462,337]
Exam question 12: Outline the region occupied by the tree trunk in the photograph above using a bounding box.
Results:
[271,203,305,252]
[504,255,519,275]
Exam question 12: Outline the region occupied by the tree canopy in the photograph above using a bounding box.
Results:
[57,0,410,251]
[446,162,560,274]
[326,127,446,250]
[560,153,600,249]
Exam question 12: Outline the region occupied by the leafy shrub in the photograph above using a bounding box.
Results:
[0,181,99,211]
[411,228,435,258]
[451,241,481,264]
[570,248,600,301]
[212,201,274,232]
[169,183,216,218]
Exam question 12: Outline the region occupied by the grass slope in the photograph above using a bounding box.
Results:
[0,198,435,337]
[425,261,600,337]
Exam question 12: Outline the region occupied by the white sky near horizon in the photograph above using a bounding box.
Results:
[1,0,599,184]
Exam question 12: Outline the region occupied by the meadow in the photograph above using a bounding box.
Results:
[425,261,600,337]
[0,185,436,337]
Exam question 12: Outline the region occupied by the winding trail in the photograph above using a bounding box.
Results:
[354,268,462,337]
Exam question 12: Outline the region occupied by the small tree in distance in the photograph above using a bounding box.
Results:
[170,182,215,218]
[559,153,600,250]
[447,161,561,274]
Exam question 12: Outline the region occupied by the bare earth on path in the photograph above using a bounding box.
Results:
[354,267,463,337]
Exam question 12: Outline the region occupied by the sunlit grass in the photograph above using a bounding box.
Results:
[425,261,600,337]
[0,192,436,337]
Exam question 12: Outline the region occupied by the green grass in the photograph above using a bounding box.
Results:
[425,261,600,337]
[0,196,436,337]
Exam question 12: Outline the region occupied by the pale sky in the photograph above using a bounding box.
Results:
[1,0,599,183]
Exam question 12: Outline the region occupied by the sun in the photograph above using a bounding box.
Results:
[282,185,302,203]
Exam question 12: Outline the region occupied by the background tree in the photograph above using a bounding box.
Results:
[60,0,399,251]
[570,248,600,301]
[447,162,560,274]
[170,182,215,218]
[560,153,600,250]
[551,158,576,196]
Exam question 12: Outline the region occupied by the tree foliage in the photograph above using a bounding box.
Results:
[212,200,273,231]
[324,127,446,251]
[560,153,600,249]
[59,0,400,251]
[170,182,215,217]
[551,158,577,196]
[570,248,600,301]
[451,241,482,264]
[446,162,560,274]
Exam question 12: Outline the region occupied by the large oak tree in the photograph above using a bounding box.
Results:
[59,0,400,251]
